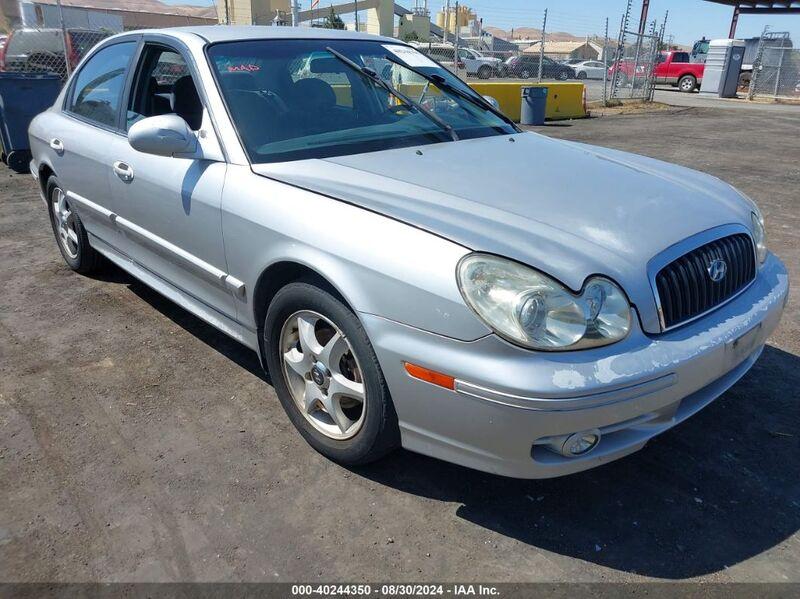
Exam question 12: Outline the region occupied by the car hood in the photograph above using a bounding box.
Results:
[253,132,755,334]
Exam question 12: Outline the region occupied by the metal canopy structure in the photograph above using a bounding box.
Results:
[704,1,800,37]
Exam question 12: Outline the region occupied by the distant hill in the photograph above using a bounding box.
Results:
[484,26,585,43]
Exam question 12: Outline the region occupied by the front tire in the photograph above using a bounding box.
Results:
[46,176,100,274]
[576,71,587,80]
[477,65,492,79]
[265,282,400,465]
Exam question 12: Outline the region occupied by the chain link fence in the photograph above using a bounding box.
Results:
[0,1,674,109]
[748,31,800,100]
[0,0,216,81]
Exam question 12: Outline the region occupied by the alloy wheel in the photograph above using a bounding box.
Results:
[51,188,79,259]
[279,310,366,440]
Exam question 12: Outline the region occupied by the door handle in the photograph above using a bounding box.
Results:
[49,138,64,154]
[113,161,134,182]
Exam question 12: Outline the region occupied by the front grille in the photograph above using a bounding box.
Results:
[655,233,756,329]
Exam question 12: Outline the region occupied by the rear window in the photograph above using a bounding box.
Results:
[8,30,63,54]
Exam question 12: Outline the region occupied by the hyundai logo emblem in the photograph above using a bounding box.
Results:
[707,259,727,282]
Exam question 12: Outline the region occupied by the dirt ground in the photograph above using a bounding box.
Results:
[1,107,799,583]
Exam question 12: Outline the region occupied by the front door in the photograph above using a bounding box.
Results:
[108,42,235,320]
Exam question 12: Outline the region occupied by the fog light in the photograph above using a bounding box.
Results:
[561,430,601,457]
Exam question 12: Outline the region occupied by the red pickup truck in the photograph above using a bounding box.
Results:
[610,50,705,92]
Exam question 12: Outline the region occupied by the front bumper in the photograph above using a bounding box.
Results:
[361,253,789,479]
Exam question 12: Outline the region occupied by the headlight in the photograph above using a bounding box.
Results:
[751,211,767,264]
[457,254,631,351]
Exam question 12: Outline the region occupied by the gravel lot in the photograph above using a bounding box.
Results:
[1,106,798,583]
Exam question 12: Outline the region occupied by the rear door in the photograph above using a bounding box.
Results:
[51,39,138,249]
[586,61,605,78]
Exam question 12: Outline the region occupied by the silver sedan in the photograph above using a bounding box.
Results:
[572,59,608,80]
[29,26,788,478]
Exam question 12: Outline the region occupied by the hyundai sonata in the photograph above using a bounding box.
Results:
[29,26,788,478]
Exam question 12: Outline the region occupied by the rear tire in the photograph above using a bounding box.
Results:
[6,150,30,173]
[678,74,697,93]
[265,281,400,466]
[46,176,101,274]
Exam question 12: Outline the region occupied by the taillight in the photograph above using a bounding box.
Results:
[66,34,78,68]
[0,31,12,70]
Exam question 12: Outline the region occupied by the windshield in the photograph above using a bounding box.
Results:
[207,39,515,164]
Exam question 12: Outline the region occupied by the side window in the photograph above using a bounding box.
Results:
[673,52,690,63]
[127,45,203,131]
[67,41,136,128]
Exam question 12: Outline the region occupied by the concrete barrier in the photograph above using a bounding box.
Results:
[468,82,587,122]
[330,80,587,123]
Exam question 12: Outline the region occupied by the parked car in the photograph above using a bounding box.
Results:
[29,27,787,479]
[505,54,575,80]
[457,47,505,79]
[407,42,464,74]
[0,28,111,78]
[571,59,607,80]
[610,50,705,92]
[411,43,503,78]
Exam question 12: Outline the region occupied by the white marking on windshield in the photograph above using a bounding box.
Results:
[382,44,439,69]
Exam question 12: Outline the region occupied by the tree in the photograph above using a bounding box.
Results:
[323,7,345,30]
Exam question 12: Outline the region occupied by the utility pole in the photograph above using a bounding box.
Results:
[223,0,230,25]
[291,0,299,27]
[55,0,71,77]
[537,8,547,82]
[354,0,359,31]
[602,17,609,105]
[638,0,650,36]
[454,1,461,77]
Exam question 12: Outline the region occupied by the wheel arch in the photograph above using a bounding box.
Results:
[38,162,56,198]
[252,260,356,360]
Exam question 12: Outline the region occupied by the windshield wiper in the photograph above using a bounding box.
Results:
[381,53,520,131]
[325,47,459,142]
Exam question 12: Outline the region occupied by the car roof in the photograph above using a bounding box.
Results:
[119,25,399,45]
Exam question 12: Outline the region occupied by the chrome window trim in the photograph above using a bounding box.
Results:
[61,36,141,132]
[646,223,758,332]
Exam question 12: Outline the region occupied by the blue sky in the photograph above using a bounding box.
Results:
[402,0,799,45]
[164,0,799,45]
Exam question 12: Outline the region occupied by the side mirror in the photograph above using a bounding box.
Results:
[128,114,197,157]
[482,95,500,110]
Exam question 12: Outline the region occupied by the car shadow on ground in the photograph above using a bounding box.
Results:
[117,272,270,383]
[100,265,799,580]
